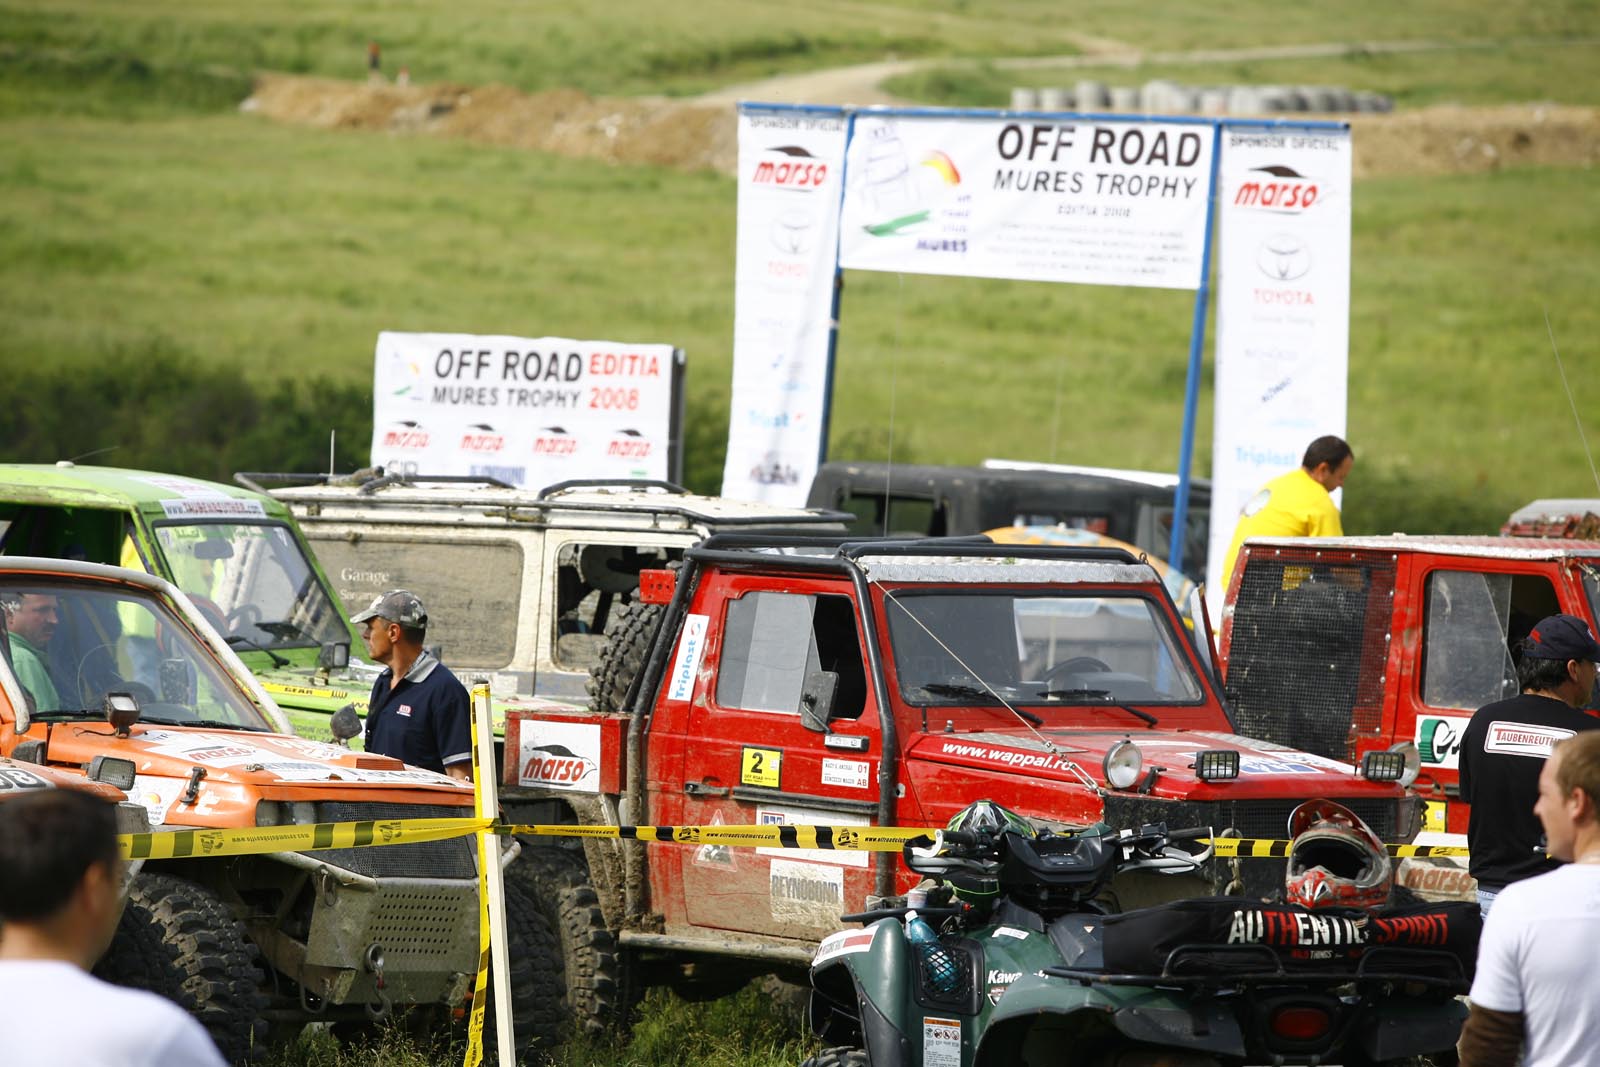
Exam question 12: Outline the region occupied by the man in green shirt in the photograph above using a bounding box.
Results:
[3,593,61,713]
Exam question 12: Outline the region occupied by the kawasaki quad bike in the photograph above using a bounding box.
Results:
[804,801,1478,1067]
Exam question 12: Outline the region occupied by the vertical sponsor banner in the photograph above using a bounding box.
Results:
[1207,127,1352,600]
[839,115,1213,289]
[370,332,681,490]
[721,107,849,504]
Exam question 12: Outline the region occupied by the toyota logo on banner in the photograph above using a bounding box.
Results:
[1256,233,1312,281]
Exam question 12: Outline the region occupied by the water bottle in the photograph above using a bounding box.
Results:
[905,910,961,994]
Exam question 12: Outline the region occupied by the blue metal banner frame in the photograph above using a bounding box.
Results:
[736,103,1349,576]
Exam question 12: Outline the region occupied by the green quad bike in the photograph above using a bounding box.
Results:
[805,801,1478,1067]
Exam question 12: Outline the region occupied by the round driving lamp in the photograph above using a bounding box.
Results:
[1103,739,1144,790]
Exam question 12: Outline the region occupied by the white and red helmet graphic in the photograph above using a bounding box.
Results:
[1284,799,1393,911]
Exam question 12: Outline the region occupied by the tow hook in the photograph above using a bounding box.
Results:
[364,943,392,1020]
[1219,827,1245,896]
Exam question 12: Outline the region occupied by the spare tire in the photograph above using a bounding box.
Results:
[586,600,664,712]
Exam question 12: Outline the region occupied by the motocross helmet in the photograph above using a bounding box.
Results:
[1284,799,1393,911]
[939,800,1036,903]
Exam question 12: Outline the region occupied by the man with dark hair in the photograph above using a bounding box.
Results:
[1460,612,1600,916]
[352,589,473,781]
[0,789,225,1066]
[1458,729,1600,1066]
[1219,434,1354,592]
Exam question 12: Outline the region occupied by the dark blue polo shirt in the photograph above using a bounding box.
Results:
[364,652,472,773]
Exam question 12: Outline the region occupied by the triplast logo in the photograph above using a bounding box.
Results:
[1235,164,1321,213]
[753,146,829,189]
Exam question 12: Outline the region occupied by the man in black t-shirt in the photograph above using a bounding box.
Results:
[352,589,473,781]
[1460,613,1600,916]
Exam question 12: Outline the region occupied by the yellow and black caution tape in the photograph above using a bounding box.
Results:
[497,822,935,851]
[117,818,1472,862]
[118,816,489,861]
[1205,837,1469,859]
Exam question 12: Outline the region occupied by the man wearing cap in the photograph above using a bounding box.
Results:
[352,590,472,781]
[1459,613,1600,916]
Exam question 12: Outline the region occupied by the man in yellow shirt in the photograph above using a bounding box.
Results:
[1220,435,1354,593]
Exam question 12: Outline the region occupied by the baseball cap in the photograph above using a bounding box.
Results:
[1523,613,1600,662]
[351,589,428,628]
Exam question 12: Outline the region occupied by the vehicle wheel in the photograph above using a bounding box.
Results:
[801,1047,870,1067]
[94,872,266,1064]
[506,845,625,1034]
[482,878,567,1055]
[586,600,664,712]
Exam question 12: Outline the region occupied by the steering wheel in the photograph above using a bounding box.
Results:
[1040,656,1114,688]
[224,603,263,635]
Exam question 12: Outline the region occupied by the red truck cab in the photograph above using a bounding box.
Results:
[501,536,1419,1018]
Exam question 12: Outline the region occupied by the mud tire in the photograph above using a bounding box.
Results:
[482,877,567,1055]
[801,1047,871,1067]
[94,872,266,1064]
[585,600,664,712]
[507,846,625,1034]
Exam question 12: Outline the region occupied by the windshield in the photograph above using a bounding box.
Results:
[884,590,1204,706]
[153,522,348,651]
[0,577,271,729]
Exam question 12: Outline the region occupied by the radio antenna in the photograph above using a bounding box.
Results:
[1548,310,1600,496]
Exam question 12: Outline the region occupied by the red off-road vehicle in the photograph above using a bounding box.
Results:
[1218,534,1600,900]
[498,535,1421,1028]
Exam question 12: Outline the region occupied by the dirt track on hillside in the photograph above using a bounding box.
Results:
[243,72,1600,180]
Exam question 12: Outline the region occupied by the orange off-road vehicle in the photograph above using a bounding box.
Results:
[0,557,559,1061]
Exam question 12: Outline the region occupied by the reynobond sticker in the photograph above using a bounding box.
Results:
[769,857,843,926]
[666,613,710,701]
[922,1016,961,1067]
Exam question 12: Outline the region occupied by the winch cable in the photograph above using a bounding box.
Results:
[873,582,1100,792]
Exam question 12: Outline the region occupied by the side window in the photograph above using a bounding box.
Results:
[715,591,867,719]
[552,542,678,671]
[1421,570,1559,709]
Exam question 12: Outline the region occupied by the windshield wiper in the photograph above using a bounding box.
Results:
[140,716,268,732]
[1034,689,1159,727]
[918,683,1043,725]
[226,634,290,668]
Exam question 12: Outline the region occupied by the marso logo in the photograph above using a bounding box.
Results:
[532,425,577,457]
[459,423,505,452]
[382,420,429,449]
[1234,165,1321,213]
[753,145,829,190]
[521,744,597,788]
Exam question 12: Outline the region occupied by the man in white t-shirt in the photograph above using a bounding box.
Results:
[0,789,226,1067]
[1458,729,1600,1066]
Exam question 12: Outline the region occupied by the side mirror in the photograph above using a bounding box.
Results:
[318,642,351,670]
[104,691,142,737]
[799,670,840,733]
[329,703,363,744]
[159,658,196,704]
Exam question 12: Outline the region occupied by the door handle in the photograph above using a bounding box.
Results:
[683,781,729,799]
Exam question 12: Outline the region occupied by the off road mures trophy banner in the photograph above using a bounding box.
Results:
[1206,129,1352,599]
[370,331,683,490]
[838,115,1214,289]
[722,108,850,505]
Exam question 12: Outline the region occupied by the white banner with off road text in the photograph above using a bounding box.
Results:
[838,115,1214,290]
[1207,128,1352,600]
[370,331,681,490]
[722,109,850,504]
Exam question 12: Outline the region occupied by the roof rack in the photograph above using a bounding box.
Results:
[537,478,689,499]
[234,470,514,495]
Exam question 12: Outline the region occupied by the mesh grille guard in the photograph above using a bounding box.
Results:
[1225,549,1397,762]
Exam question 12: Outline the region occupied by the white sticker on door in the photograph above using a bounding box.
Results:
[821,757,870,790]
[666,613,710,702]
